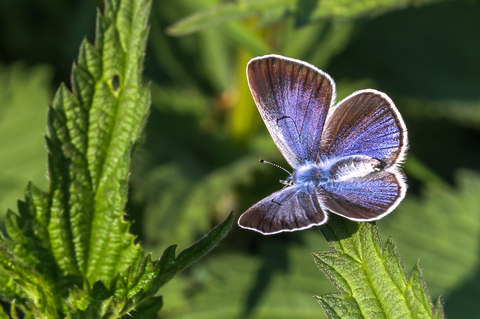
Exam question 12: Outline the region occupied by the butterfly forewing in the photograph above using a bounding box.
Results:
[320,90,407,167]
[238,184,328,235]
[247,55,335,168]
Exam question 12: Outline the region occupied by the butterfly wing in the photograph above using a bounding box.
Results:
[247,55,335,168]
[319,89,408,220]
[238,184,328,235]
[320,169,406,221]
[320,89,408,167]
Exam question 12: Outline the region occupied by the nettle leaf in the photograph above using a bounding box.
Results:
[66,212,233,318]
[314,215,444,319]
[167,0,445,36]
[0,0,151,316]
[379,170,480,298]
[0,0,234,316]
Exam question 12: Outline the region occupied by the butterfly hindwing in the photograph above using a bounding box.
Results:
[247,55,335,168]
[320,169,406,221]
[238,184,327,235]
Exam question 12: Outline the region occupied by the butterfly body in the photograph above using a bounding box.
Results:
[293,162,331,185]
[293,155,383,186]
[238,55,408,235]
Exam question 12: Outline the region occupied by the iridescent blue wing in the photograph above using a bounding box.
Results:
[320,89,408,167]
[237,184,327,235]
[247,55,335,168]
[320,169,406,221]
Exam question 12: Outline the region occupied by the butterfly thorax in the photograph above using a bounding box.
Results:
[293,163,330,185]
[293,155,385,186]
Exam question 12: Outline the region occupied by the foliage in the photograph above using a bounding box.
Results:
[316,215,444,318]
[1,0,480,318]
[166,0,444,36]
[0,64,51,218]
[0,0,232,317]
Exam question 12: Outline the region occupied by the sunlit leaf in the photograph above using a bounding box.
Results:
[379,170,480,298]
[0,0,152,315]
[67,213,233,318]
[315,215,444,318]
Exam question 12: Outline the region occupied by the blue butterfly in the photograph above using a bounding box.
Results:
[238,55,408,235]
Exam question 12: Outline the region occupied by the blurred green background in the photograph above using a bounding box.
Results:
[1,0,480,318]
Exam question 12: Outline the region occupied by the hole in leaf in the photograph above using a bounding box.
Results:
[111,74,120,91]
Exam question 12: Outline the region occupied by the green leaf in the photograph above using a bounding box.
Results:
[167,0,293,36]
[67,213,233,317]
[167,0,445,36]
[9,301,20,319]
[0,304,7,319]
[0,237,59,317]
[379,170,480,298]
[137,150,269,256]
[0,0,152,316]
[157,229,332,319]
[433,299,444,319]
[314,215,444,318]
[316,293,361,318]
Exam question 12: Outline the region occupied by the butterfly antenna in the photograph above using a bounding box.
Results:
[259,159,292,175]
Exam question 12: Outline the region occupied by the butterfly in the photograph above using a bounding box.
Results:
[237,55,408,235]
